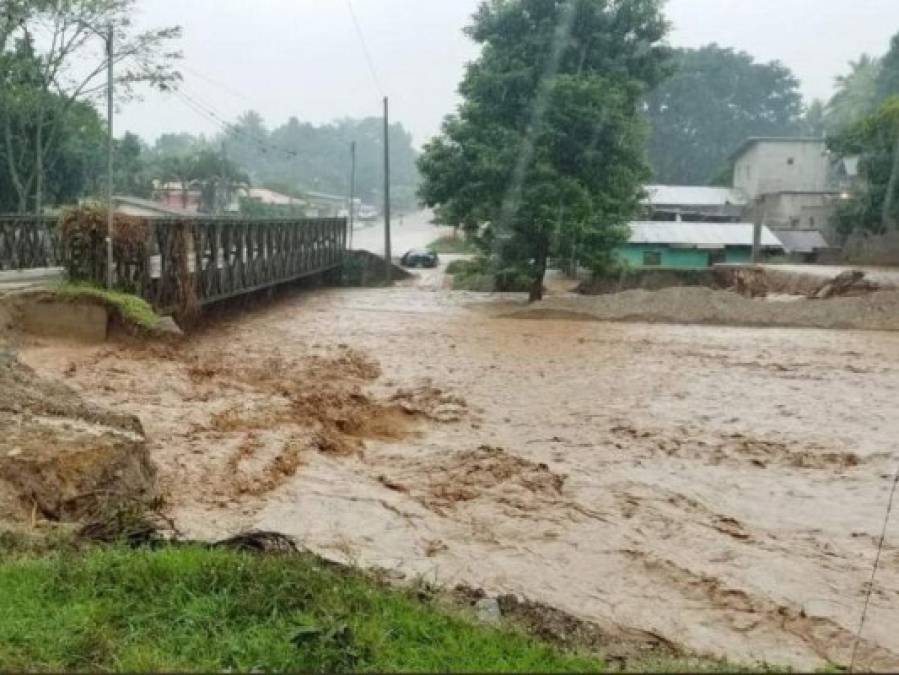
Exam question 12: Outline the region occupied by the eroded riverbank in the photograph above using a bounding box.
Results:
[17,285,899,670]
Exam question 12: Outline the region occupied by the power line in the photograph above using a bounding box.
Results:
[179,63,256,104]
[126,55,304,161]
[850,464,899,672]
[343,0,384,97]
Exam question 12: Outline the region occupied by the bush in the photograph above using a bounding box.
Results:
[447,257,533,293]
[60,205,149,293]
[428,234,479,254]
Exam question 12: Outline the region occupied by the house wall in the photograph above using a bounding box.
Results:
[734,141,830,200]
[618,244,755,269]
[759,192,837,230]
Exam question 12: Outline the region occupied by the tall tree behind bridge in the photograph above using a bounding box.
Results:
[0,0,181,213]
[645,45,804,186]
[419,0,670,301]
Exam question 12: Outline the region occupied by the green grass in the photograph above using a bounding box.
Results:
[429,234,479,254]
[0,545,603,672]
[52,282,161,331]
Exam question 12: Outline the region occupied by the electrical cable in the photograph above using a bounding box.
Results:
[849,464,899,672]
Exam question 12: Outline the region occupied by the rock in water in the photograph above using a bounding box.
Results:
[476,597,502,624]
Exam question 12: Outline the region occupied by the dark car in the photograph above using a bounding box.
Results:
[400,249,439,268]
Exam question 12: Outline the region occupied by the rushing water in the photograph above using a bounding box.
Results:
[22,282,899,669]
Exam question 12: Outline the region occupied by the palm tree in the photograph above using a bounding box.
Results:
[826,55,882,132]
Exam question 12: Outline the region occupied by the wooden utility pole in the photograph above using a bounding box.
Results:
[349,141,357,249]
[383,96,391,282]
[105,22,115,289]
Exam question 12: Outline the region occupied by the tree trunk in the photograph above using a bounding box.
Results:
[3,112,29,214]
[529,239,548,303]
[34,105,44,216]
[882,130,899,232]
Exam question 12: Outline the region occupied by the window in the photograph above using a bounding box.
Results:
[643,251,662,266]
[787,157,795,165]
[809,217,816,228]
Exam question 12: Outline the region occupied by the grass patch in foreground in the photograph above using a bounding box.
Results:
[0,545,602,672]
[429,234,479,254]
[52,282,161,331]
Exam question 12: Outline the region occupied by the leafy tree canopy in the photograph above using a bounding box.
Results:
[419,0,671,300]
[829,96,899,237]
[644,44,804,186]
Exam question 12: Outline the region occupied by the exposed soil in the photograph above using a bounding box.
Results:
[15,284,899,671]
[506,286,899,331]
[0,350,155,522]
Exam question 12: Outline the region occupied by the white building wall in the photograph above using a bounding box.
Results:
[734,141,830,200]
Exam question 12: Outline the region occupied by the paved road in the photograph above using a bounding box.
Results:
[350,209,452,259]
[0,267,63,294]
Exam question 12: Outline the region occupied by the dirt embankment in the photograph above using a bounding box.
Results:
[0,351,156,524]
[507,286,899,331]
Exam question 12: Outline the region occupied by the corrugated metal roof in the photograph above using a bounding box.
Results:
[628,221,783,248]
[773,229,831,253]
[643,185,748,207]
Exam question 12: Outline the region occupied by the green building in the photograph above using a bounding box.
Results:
[617,221,784,270]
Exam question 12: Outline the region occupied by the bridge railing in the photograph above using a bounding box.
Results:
[0,216,61,271]
[115,217,347,311]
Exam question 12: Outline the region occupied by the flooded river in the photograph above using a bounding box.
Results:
[20,281,899,670]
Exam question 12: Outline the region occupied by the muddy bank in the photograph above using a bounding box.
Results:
[18,286,899,670]
[508,286,899,331]
[0,351,155,523]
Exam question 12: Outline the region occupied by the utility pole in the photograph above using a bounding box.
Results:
[349,141,357,249]
[752,196,764,264]
[383,96,391,282]
[105,22,115,290]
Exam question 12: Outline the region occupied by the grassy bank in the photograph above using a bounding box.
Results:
[0,545,602,672]
[52,282,161,331]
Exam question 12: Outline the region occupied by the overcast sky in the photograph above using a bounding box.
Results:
[118,0,899,147]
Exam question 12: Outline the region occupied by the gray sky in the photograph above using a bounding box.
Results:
[118,0,899,147]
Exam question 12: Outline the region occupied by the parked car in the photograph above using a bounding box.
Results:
[400,249,439,268]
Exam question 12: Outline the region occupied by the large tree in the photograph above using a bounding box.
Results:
[419,0,670,301]
[829,96,899,237]
[645,44,804,185]
[0,0,181,213]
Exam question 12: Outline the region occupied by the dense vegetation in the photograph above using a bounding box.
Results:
[419,0,671,300]
[644,45,805,185]
[825,31,899,236]
[0,544,602,672]
[0,1,419,216]
[224,112,420,213]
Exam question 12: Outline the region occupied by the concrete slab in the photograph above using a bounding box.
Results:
[21,300,108,342]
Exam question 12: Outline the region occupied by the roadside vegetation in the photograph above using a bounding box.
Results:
[52,282,161,331]
[428,234,479,255]
[0,543,603,673]
[445,257,532,293]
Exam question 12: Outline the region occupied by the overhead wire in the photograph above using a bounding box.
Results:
[850,464,899,672]
[343,0,385,97]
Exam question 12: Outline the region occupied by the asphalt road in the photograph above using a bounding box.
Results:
[349,209,451,260]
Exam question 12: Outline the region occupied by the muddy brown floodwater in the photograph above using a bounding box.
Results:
[19,283,899,671]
